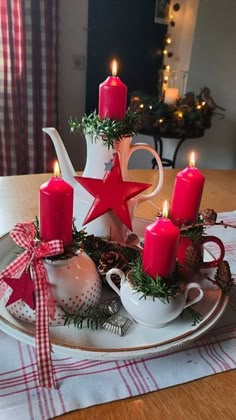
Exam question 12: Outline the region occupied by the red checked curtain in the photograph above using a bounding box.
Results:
[0,0,58,175]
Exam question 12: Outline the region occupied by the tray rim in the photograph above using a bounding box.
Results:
[0,218,229,359]
[0,292,229,359]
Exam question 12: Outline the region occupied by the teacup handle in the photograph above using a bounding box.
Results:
[200,235,225,268]
[127,143,164,202]
[184,282,204,309]
[106,268,126,296]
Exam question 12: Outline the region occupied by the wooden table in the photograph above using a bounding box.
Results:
[1,169,236,420]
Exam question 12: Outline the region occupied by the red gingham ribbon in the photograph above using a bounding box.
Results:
[0,222,64,388]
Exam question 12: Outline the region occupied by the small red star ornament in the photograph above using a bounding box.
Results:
[3,271,35,309]
[75,154,151,230]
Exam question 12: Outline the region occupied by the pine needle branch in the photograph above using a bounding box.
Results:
[69,110,141,149]
[181,307,202,326]
[129,258,184,302]
[62,304,108,330]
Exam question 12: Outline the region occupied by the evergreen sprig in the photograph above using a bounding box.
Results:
[178,215,205,242]
[182,307,202,326]
[129,258,183,302]
[34,215,40,239]
[62,304,108,330]
[33,218,87,261]
[69,109,140,149]
[180,224,205,241]
[33,218,140,263]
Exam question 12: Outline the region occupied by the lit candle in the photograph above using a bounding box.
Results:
[142,201,180,278]
[40,161,74,245]
[98,59,127,120]
[170,152,205,225]
[164,87,179,105]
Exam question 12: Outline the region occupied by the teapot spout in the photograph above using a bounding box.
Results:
[43,127,76,184]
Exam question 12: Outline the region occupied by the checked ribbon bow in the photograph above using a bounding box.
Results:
[0,222,64,388]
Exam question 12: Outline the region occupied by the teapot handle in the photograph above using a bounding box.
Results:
[127,143,163,202]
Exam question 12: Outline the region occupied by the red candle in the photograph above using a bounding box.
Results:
[98,59,127,120]
[40,162,73,245]
[142,201,180,278]
[170,152,205,225]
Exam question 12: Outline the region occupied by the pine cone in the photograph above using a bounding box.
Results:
[184,244,203,270]
[214,260,233,292]
[82,234,106,252]
[201,208,217,224]
[98,251,129,285]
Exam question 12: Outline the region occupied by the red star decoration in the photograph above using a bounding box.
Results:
[3,271,35,310]
[75,154,151,230]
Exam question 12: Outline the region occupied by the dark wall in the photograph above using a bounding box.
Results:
[86,0,167,114]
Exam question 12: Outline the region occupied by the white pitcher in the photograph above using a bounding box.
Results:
[43,128,163,242]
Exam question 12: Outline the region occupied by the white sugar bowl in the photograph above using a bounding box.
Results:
[106,268,204,328]
[4,252,102,326]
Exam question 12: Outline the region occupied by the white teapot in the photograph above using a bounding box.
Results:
[43,128,163,243]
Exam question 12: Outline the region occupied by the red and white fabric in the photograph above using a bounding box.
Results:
[0,222,64,389]
[0,0,58,175]
[0,212,236,419]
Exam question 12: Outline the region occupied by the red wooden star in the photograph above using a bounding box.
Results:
[3,271,35,309]
[75,154,151,230]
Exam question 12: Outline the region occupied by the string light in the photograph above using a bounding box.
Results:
[161,2,181,97]
[196,104,202,110]
[149,105,153,110]
[140,103,144,109]
[159,118,164,123]
[178,111,183,118]
[162,3,181,63]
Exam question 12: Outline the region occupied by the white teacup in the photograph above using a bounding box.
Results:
[106,268,204,328]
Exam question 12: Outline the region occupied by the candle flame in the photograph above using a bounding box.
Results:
[162,200,169,218]
[111,59,118,76]
[189,152,195,168]
[54,161,60,177]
